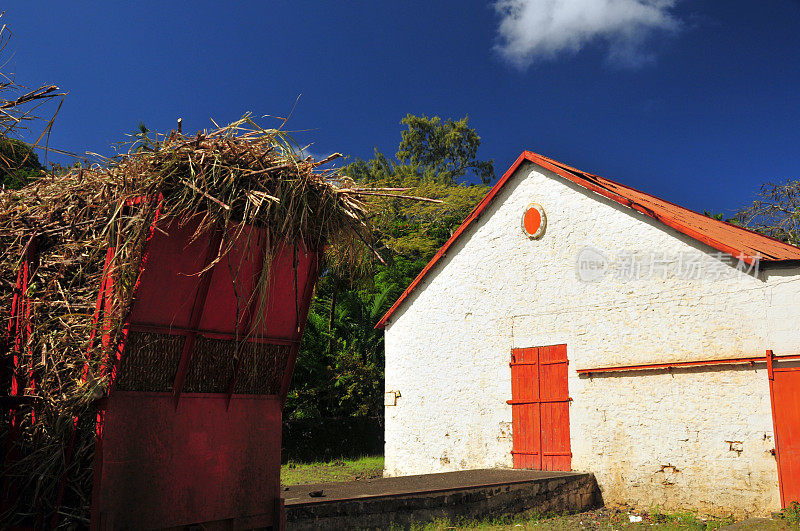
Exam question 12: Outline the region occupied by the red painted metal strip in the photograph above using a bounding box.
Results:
[201,331,298,345]
[6,256,21,337]
[110,390,280,400]
[100,258,119,381]
[8,256,27,398]
[537,152,800,260]
[507,399,572,405]
[1,236,38,516]
[532,156,763,266]
[577,354,800,375]
[510,451,541,455]
[89,418,104,531]
[540,359,569,365]
[8,236,37,400]
[224,249,267,408]
[24,238,38,407]
[509,361,538,367]
[82,247,116,382]
[225,351,248,408]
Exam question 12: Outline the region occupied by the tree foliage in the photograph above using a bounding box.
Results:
[287,115,493,421]
[737,180,800,246]
[396,114,494,185]
[0,137,43,189]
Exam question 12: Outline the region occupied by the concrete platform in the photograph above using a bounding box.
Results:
[284,469,601,530]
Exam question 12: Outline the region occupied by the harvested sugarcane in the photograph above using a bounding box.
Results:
[0,114,426,527]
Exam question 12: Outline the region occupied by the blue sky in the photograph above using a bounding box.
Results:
[4,1,800,216]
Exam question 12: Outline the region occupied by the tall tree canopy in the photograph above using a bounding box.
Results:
[287,114,493,421]
[0,137,43,189]
[395,114,494,185]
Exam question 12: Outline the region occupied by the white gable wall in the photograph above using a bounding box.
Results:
[383,161,800,516]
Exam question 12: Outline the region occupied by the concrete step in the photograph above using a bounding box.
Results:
[284,469,601,530]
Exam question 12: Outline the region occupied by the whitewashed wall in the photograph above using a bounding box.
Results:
[383,161,800,516]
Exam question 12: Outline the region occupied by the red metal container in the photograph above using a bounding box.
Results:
[89,217,319,529]
[3,215,319,529]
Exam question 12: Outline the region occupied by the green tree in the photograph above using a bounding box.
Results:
[0,137,43,189]
[702,210,740,225]
[287,114,493,423]
[395,114,494,185]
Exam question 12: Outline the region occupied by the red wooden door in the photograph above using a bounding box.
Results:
[768,352,800,507]
[508,344,571,471]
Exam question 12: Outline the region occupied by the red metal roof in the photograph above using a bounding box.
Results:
[375,151,800,328]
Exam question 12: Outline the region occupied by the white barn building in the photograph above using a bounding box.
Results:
[377,152,800,517]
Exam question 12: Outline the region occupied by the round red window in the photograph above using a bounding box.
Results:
[522,203,546,239]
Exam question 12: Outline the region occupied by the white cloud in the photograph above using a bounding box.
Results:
[494,0,681,68]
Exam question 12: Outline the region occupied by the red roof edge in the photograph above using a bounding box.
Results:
[375,151,800,329]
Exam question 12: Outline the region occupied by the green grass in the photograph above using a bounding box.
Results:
[394,508,743,530]
[777,502,800,527]
[645,510,735,530]
[280,455,384,486]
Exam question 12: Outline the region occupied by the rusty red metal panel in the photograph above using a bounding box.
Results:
[768,350,800,508]
[95,392,281,529]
